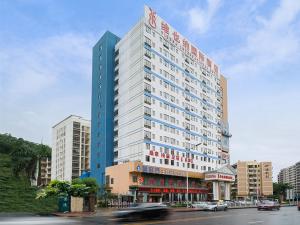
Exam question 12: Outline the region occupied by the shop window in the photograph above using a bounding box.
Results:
[132,176,137,182]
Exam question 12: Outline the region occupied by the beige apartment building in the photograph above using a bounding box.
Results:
[40,157,51,186]
[232,161,273,200]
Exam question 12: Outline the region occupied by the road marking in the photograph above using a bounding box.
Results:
[123,214,232,225]
[248,221,264,224]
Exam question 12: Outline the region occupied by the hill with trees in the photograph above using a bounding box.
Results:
[0,133,57,213]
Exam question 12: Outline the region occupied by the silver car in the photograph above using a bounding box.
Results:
[203,202,228,211]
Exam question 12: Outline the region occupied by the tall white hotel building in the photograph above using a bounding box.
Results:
[91,6,233,202]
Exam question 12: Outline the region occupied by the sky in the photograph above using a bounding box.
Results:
[1,0,300,180]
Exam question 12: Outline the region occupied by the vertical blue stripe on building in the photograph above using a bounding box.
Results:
[91,31,120,189]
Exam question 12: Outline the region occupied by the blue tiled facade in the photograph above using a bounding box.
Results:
[90,31,120,187]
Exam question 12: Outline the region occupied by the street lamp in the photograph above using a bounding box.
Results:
[186,142,202,208]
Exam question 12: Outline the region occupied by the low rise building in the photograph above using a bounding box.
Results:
[105,161,235,203]
[232,161,273,200]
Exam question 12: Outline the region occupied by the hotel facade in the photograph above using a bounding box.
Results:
[91,6,233,202]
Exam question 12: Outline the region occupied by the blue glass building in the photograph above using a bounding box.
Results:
[90,31,120,187]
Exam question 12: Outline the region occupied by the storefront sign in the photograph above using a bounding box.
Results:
[205,173,235,182]
[142,165,186,177]
[138,187,208,194]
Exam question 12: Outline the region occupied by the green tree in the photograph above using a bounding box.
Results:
[273,182,293,202]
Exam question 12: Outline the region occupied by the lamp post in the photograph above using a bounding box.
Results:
[186,142,202,208]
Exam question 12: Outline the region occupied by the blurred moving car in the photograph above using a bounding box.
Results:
[298,201,300,211]
[257,200,280,211]
[203,202,228,211]
[114,203,170,221]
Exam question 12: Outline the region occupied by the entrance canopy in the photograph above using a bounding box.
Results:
[204,165,236,182]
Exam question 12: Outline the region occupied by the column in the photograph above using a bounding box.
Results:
[143,193,148,203]
[197,193,200,202]
[133,190,137,202]
[225,183,231,200]
[213,181,219,201]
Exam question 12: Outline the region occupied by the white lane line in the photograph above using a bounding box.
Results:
[0,219,78,224]
[248,221,264,224]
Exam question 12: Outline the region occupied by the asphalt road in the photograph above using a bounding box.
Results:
[0,207,299,225]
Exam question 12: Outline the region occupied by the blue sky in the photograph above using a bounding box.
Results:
[1,0,300,179]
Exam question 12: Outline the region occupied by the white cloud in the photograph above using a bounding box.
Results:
[187,0,221,34]
[0,32,98,144]
[223,0,300,77]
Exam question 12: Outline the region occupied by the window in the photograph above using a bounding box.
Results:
[146,155,150,162]
[146,25,151,33]
[145,36,151,46]
[111,178,114,184]
[165,159,169,165]
[144,131,151,140]
[144,118,151,128]
[144,59,151,69]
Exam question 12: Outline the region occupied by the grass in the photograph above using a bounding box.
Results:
[0,153,58,213]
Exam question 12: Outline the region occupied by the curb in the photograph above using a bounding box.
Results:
[51,212,96,217]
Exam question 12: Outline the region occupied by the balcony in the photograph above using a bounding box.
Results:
[163,43,169,49]
[145,52,151,59]
[144,64,151,71]
[222,131,232,138]
[144,124,151,129]
[144,99,151,105]
[144,135,151,141]
[144,75,151,82]
[185,107,190,111]
[185,58,190,64]
[185,88,190,93]
[185,126,190,131]
[144,111,151,117]
[144,87,151,93]
[185,97,190,102]
[202,80,206,85]
[185,77,190,82]
[185,68,190,74]
[145,41,151,48]
[185,117,190,121]
[185,137,190,141]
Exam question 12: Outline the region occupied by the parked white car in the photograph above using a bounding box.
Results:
[191,202,208,209]
[203,202,228,211]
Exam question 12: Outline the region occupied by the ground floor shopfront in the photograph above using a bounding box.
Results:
[105,161,235,203]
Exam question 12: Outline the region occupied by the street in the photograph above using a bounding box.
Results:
[0,207,299,225]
